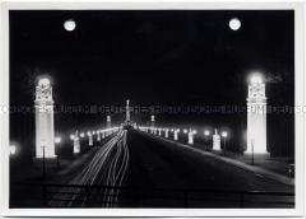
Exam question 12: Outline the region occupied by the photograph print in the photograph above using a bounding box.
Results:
[8,8,295,209]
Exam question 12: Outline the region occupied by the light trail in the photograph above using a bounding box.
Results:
[49,129,130,207]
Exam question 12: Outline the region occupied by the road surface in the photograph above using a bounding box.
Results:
[49,128,294,208]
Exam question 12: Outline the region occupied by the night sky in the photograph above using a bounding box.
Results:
[9,10,294,157]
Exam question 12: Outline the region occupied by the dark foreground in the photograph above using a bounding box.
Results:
[10,128,294,208]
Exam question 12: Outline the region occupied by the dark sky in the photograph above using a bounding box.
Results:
[9,10,294,156]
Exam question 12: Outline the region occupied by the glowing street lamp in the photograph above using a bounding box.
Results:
[54,137,61,144]
[221,131,228,138]
[10,145,17,156]
[183,129,188,134]
[204,130,210,136]
[70,134,75,140]
[221,131,228,151]
[80,133,85,138]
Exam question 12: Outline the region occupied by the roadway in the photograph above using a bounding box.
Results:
[49,128,294,208]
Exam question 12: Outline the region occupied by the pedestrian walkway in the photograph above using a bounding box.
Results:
[151,133,294,187]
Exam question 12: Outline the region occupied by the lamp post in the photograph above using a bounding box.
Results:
[204,130,210,150]
[42,146,46,180]
[54,137,61,168]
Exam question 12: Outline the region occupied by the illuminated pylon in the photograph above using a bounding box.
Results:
[35,78,56,158]
[88,131,93,146]
[150,115,155,133]
[188,129,194,145]
[174,129,180,141]
[165,128,169,138]
[97,131,101,141]
[107,115,111,129]
[246,74,268,154]
[213,129,221,151]
[125,99,131,125]
[73,130,80,154]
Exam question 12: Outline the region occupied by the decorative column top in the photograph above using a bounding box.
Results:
[248,75,266,99]
[35,78,53,103]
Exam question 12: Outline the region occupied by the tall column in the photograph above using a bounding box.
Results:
[150,115,155,134]
[125,99,131,125]
[35,78,56,158]
[188,129,194,145]
[246,75,268,154]
[213,129,221,151]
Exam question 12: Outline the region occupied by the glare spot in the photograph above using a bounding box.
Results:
[229,18,241,31]
[64,19,76,32]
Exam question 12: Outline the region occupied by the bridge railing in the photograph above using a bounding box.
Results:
[11,182,294,208]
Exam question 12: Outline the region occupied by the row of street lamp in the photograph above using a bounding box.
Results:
[138,126,228,146]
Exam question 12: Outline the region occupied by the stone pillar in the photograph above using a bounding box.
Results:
[150,115,155,134]
[158,128,162,136]
[88,131,93,146]
[73,130,80,154]
[101,131,105,139]
[213,129,221,151]
[174,129,179,141]
[125,99,131,125]
[246,75,268,154]
[97,131,101,141]
[165,128,169,138]
[35,78,56,158]
[188,130,194,145]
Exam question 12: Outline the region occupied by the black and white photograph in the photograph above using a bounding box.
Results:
[1,1,305,216]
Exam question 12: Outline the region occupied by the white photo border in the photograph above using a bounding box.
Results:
[0,1,304,218]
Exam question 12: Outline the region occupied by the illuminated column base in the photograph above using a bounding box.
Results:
[246,108,268,154]
[89,135,93,146]
[213,129,221,151]
[165,129,169,138]
[73,137,80,154]
[188,132,194,145]
[97,132,101,141]
[158,128,162,136]
[35,106,56,158]
[174,130,179,140]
